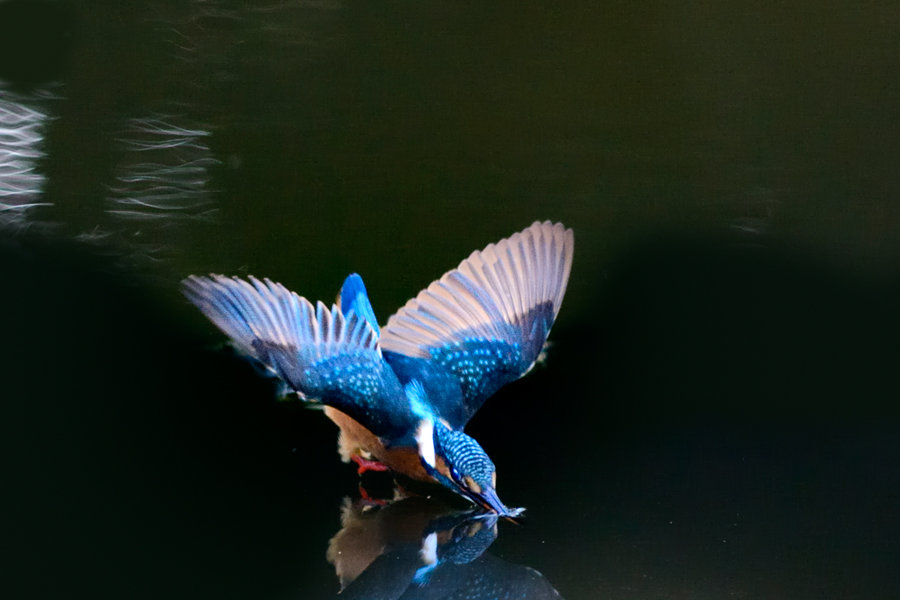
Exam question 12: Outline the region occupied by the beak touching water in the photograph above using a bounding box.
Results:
[465,485,525,520]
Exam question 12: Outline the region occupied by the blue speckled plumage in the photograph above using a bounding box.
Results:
[183,221,574,515]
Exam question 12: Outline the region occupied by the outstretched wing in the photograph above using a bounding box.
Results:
[183,275,412,437]
[380,221,574,426]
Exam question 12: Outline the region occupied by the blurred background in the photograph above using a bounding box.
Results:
[3,1,899,598]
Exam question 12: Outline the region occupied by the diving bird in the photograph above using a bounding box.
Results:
[182,221,573,516]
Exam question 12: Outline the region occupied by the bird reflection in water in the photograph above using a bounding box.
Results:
[327,495,563,599]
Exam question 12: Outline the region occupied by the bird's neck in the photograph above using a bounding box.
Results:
[414,418,436,470]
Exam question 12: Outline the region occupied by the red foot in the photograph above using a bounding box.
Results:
[358,483,389,506]
[351,454,390,476]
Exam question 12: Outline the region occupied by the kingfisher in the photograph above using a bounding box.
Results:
[182,221,573,517]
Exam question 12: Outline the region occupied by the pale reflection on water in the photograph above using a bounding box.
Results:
[102,113,219,260]
[0,82,59,228]
[0,78,218,264]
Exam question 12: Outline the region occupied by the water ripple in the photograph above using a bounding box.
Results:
[0,83,58,227]
[106,114,219,226]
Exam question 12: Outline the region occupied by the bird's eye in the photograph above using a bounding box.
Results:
[450,466,461,482]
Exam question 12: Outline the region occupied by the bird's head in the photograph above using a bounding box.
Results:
[414,419,512,516]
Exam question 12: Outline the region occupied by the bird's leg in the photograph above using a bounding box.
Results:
[357,482,390,506]
[351,454,390,476]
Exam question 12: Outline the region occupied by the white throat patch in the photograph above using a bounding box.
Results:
[419,532,438,566]
[415,419,436,469]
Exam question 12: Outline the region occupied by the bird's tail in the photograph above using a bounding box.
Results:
[338,273,380,336]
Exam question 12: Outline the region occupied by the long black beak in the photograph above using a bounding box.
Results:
[473,486,507,513]
[467,486,523,520]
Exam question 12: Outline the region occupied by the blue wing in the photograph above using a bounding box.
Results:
[183,275,412,438]
[380,221,574,428]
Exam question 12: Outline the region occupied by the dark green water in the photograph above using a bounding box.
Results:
[3,1,900,598]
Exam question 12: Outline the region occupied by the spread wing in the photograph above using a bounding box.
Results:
[380,221,574,426]
[183,275,412,437]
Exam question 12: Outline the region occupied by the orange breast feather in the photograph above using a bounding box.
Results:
[324,407,435,482]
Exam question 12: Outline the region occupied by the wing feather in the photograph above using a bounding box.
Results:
[183,275,411,436]
[381,221,574,423]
